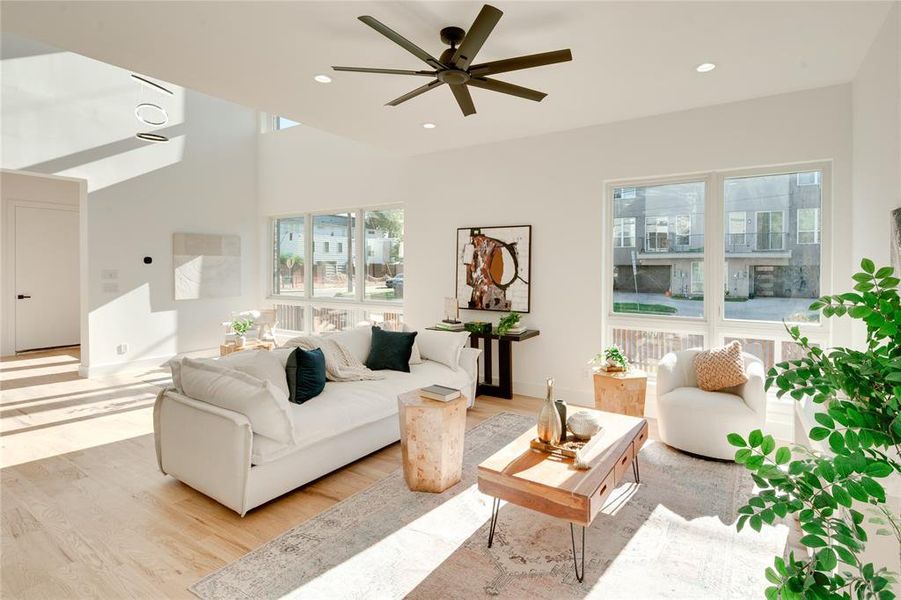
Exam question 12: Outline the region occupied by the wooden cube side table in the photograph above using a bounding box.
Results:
[219,340,276,356]
[398,390,468,493]
[593,369,648,417]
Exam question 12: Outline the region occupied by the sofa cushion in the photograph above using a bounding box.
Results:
[218,350,290,399]
[324,326,372,364]
[416,329,470,371]
[286,347,327,403]
[694,341,749,391]
[366,327,417,372]
[179,357,296,445]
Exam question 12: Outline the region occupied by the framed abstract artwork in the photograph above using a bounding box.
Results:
[456,225,531,313]
[173,233,242,300]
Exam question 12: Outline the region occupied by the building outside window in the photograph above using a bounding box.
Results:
[613,217,635,247]
[674,215,691,247]
[728,211,747,247]
[755,211,785,251]
[272,216,304,297]
[690,261,704,295]
[797,208,820,244]
[797,171,820,186]
[645,217,670,252]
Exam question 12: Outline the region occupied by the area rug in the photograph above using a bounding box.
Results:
[190,412,787,600]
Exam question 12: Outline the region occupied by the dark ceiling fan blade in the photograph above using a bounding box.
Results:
[358,16,445,69]
[332,66,436,77]
[386,80,446,106]
[467,77,547,102]
[449,84,476,116]
[450,4,503,70]
[469,49,573,76]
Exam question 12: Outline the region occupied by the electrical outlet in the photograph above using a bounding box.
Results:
[116,343,128,355]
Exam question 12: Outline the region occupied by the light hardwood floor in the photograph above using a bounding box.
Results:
[2,347,609,599]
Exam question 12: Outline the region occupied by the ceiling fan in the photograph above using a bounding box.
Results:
[332,4,573,117]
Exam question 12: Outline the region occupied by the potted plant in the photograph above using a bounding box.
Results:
[496,311,523,335]
[590,345,629,371]
[231,317,255,348]
[728,259,900,600]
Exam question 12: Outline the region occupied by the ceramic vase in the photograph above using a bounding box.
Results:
[235,335,246,348]
[537,377,562,444]
[555,398,567,443]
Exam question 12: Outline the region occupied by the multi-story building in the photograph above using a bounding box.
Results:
[612,172,821,300]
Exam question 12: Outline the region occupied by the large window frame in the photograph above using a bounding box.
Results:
[602,162,832,369]
[269,204,404,333]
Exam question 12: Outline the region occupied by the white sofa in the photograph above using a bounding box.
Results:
[656,349,766,460]
[154,328,479,515]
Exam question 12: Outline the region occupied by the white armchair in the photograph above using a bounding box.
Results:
[656,349,767,460]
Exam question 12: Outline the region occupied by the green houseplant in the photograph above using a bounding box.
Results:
[590,345,630,371]
[728,259,900,600]
[495,311,522,335]
[230,316,255,347]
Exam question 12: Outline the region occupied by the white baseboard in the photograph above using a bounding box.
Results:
[78,354,174,378]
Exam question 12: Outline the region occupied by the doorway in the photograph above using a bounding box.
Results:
[2,171,84,355]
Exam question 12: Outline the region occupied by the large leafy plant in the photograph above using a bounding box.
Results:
[728,259,900,600]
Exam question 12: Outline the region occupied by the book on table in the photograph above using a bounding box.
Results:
[434,321,465,331]
[420,384,461,402]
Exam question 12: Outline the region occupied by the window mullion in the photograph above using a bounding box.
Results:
[355,209,364,303]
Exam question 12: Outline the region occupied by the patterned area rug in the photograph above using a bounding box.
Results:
[190,412,787,599]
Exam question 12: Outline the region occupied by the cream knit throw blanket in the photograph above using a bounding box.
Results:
[282,335,385,382]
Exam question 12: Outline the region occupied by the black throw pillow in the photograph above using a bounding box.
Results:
[365,326,417,372]
[285,347,327,404]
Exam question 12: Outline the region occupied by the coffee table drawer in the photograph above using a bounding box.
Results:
[588,471,615,523]
[634,421,649,452]
[613,442,634,484]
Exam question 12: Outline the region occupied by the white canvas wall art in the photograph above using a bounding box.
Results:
[173,233,241,300]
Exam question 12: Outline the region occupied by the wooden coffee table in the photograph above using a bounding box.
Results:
[477,408,648,582]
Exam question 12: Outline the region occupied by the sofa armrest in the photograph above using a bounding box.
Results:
[458,347,482,407]
[656,352,684,399]
[736,359,767,419]
[153,388,253,515]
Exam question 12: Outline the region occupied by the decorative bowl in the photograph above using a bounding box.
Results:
[567,411,602,441]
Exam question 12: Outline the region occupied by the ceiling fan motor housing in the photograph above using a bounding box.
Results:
[440,26,466,47]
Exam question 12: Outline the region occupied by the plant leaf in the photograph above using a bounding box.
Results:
[775,447,792,465]
[727,433,746,448]
[861,258,875,273]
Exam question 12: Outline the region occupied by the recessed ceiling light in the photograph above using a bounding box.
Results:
[422,122,437,129]
[314,74,332,83]
[696,62,716,73]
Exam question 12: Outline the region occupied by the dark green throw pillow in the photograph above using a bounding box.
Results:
[365,326,417,372]
[285,347,327,404]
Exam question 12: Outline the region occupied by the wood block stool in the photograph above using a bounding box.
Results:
[592,369,648,417]
[398,390,467,493]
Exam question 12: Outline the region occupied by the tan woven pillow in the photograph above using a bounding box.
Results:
[694,341,749,392]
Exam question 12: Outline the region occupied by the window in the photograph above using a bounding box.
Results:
[613,217,635,247]
[614,187,637,199]
[725,171,821,323]
[674,215,691,247]
[755,211,784,251]
[797,171,820,186]
[313,213,355,299]
[690,261,704,295]
[364,208,404,301]
[797,208,820,244]
[612,181,705,318]
[272,216,304,296]
[645,217,669,252]
[728,211,747,247]
[271,206,403,332]
[275,116,300,130]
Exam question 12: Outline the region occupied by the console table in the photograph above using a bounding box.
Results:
[429,328,539,399]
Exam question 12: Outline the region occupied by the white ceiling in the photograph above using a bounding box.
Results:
[1,1,893,155]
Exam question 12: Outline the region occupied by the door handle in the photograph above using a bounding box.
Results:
[16,294,31,299]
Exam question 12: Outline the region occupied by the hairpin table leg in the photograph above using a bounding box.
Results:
[570,522,586,583]
[487,497,500,548]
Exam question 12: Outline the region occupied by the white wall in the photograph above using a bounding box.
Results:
[851,3,900,278]
[1,35,260,373]
[259,85,854,408]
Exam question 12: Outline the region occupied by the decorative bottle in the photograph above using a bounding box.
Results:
[537,377,562,444]
[555,397,567,443]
